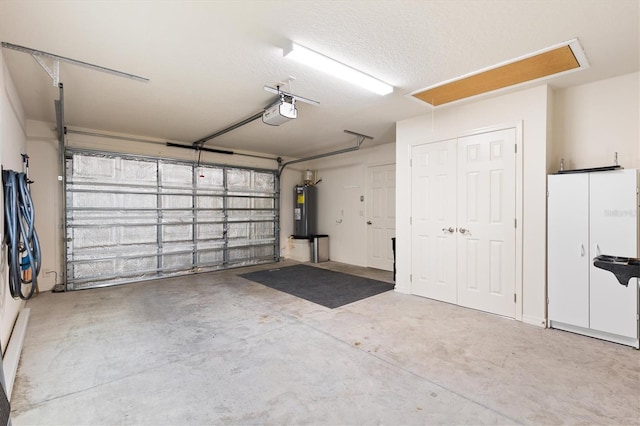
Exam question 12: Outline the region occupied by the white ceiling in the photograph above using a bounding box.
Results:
[0,0,638,158]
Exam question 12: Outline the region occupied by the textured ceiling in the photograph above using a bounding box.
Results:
[0,0,637,158]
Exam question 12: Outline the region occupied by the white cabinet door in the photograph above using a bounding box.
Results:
[457,128,517,318]
[411,140,458,303]
[547,174,590,328]
[589,170,638,338]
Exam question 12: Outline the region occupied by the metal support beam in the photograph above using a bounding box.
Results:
[55,83,68,292]
[277,130,373,177]
[193,111,264,147]
[1,42,149,83]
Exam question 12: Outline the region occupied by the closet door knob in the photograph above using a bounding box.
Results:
[458,227,469,234]
[441,227,455,233]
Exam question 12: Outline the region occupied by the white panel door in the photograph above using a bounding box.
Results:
[457,128,516,317]
[589,170,638,338]
[366,164,396,271]
[411,140,457,303]
[547,173,590,328]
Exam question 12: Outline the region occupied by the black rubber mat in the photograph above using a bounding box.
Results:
[240,264,394,309]
[0,378,9,426]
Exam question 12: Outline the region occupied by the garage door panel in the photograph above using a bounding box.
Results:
[162,251,194,269]
[228,223,251,240]
[72,227,117,249]
[253,222,275,239]
[162,224,193,243]
[197,223,225,240]
[65,151,278,289]
[120,256,157,275]
[196,195,223,209]
[121,158,157,183]
[197,248,225,266]
[73,155,116,179]
[160,163,192,185]
[121,225,157,245]
[196,167,224,188]
[227,168,252,190]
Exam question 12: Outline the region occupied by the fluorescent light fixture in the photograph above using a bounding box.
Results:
[284,42,393,96]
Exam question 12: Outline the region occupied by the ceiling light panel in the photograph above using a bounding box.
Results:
[412,39,589,107]
[284,42,393,96]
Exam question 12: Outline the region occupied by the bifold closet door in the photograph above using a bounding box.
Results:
[411,139,458,303]
[456,128,517,318]
[411,128,517,318]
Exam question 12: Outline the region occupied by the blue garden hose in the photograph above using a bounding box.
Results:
[3,170,41,300]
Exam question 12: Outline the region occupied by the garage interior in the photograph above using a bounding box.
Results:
[0,1,638,424]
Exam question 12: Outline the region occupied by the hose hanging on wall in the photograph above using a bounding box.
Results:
[2,170,41,300]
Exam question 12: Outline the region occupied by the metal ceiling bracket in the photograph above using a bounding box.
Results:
[263,85,319,106]
[32,54,60,86]
[1,42,149,83]
[343,129,373,148]
[277,130,373,177]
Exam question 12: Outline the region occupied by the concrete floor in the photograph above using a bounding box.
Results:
[10,260,640,425]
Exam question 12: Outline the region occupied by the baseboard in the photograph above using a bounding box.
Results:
[4,308,30,400]
[393,284,411,294]
[549,320,639,349]
[522,314,546,328]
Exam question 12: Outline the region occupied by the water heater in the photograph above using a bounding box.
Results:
[293,185,317,237]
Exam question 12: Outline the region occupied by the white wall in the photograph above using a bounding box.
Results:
[551,72,639,171]
[0,51,27,351]
[25,130,61,292]
[288,143,396,267]
[396,85,550,327]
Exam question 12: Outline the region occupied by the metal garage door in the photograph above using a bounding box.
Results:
[65,150,278,290]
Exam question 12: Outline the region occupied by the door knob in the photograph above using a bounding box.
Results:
[441,227,455,233]
[458,227,469,234]
[367,221,372,225]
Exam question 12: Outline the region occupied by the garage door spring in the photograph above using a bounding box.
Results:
[2,170,41,300]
